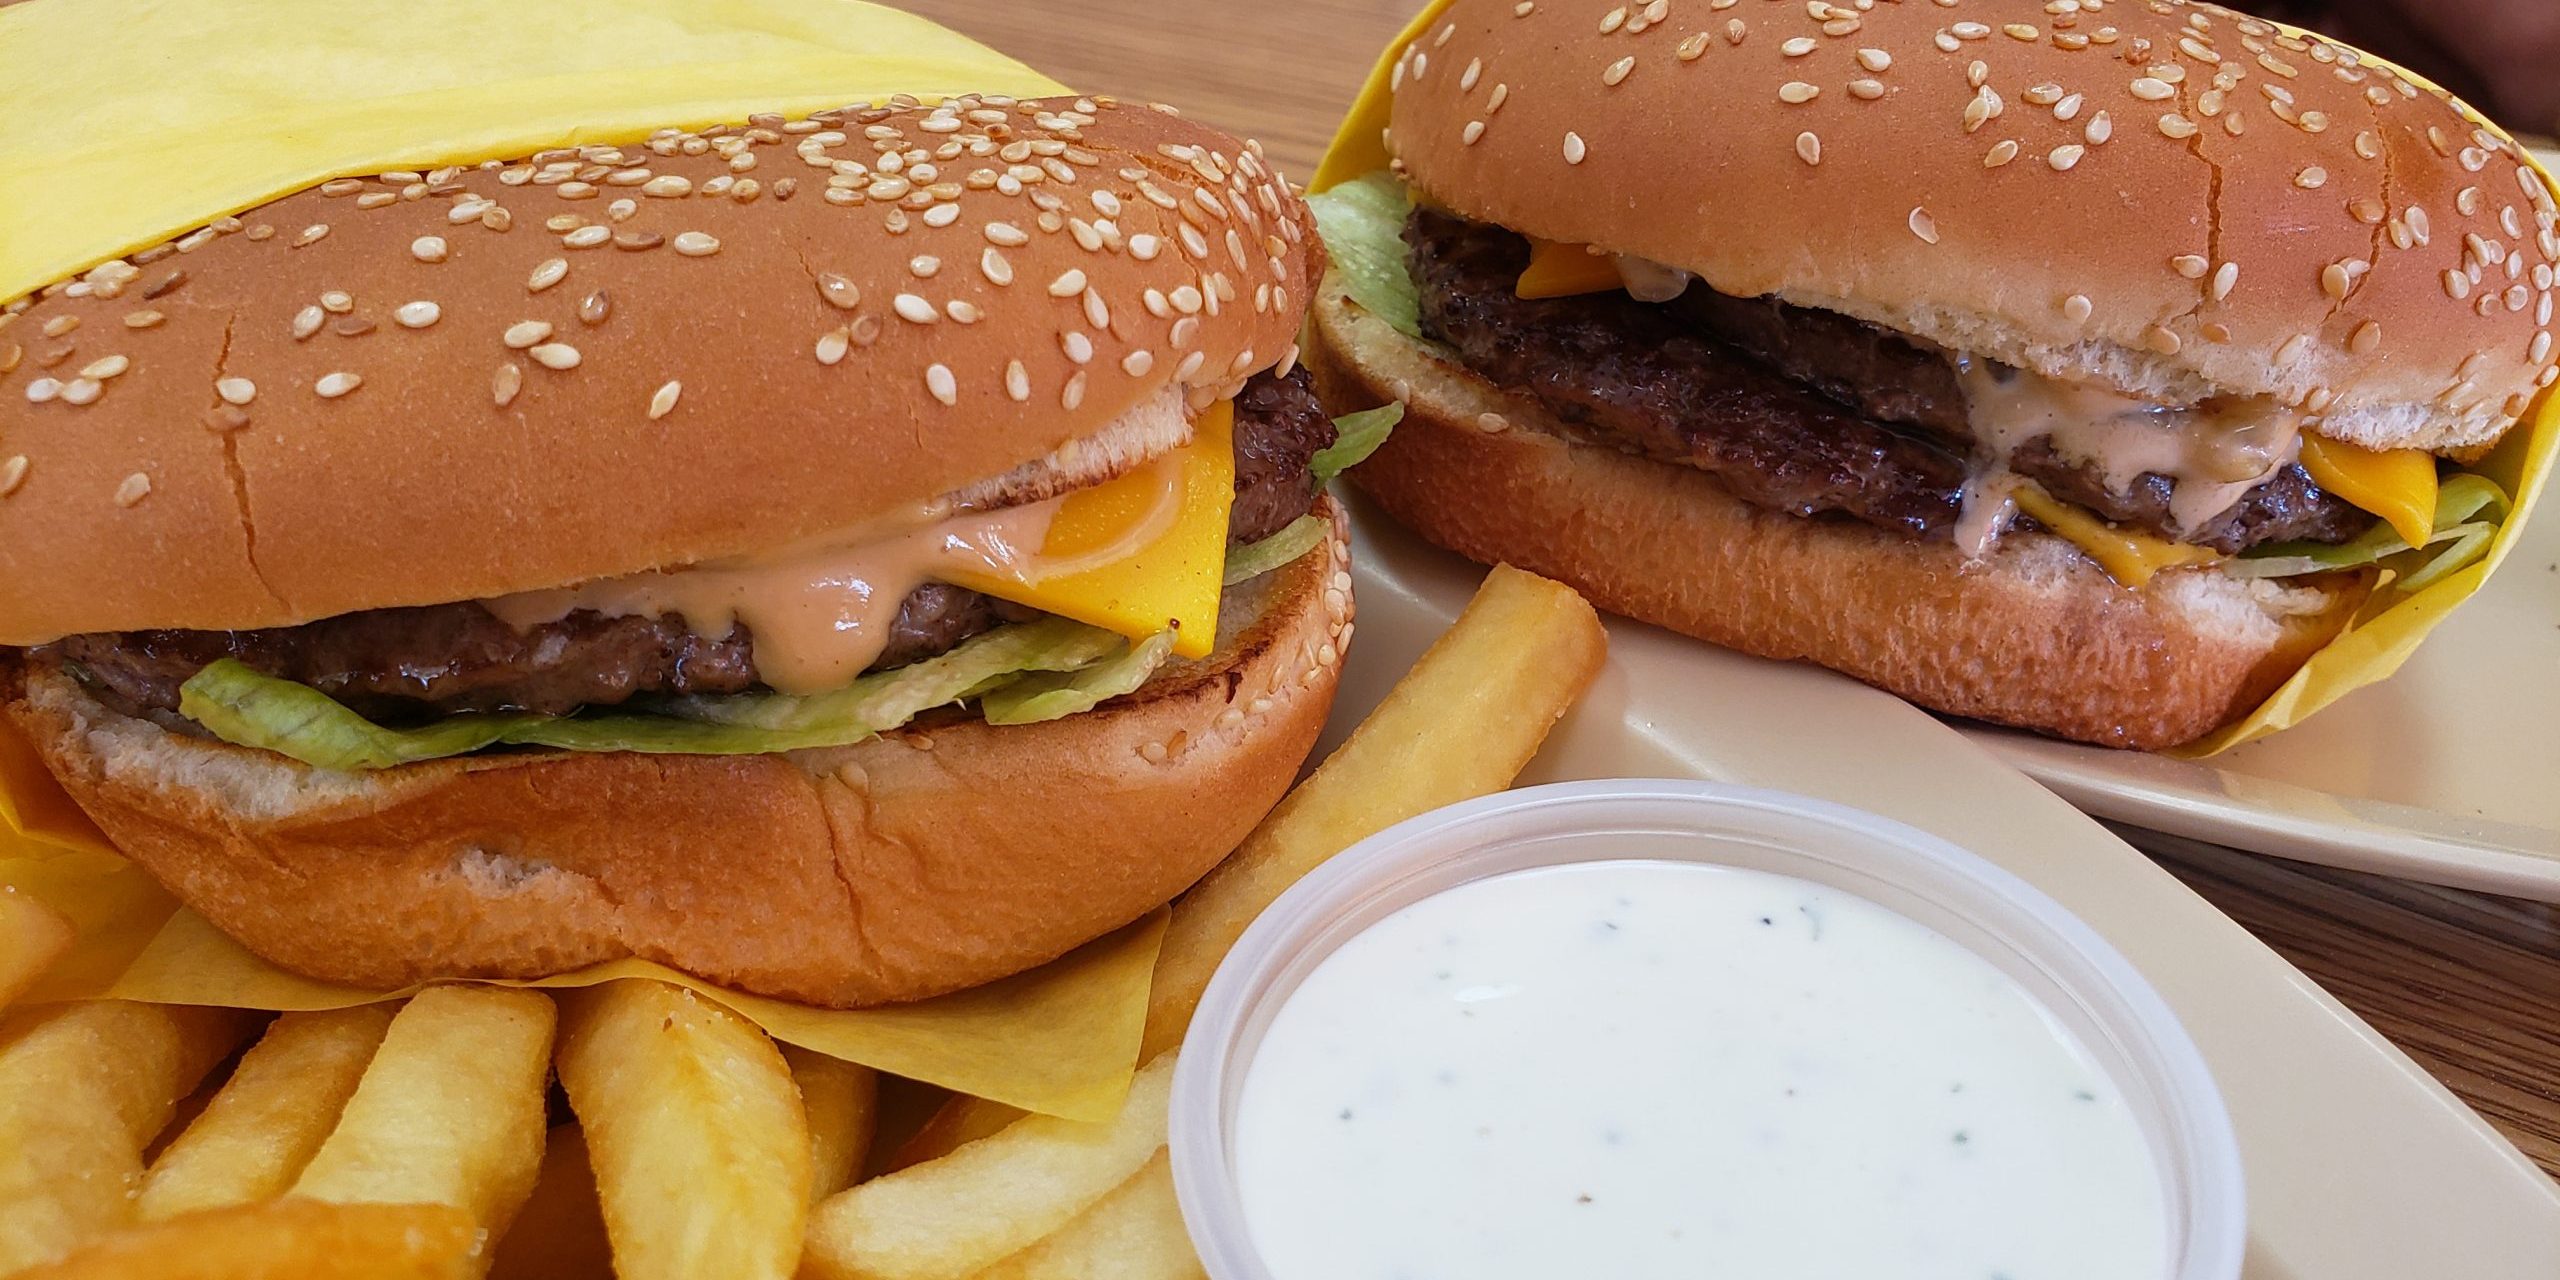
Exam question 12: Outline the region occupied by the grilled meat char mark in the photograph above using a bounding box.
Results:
[44,367,1336,721]
[1405,209,2372,554]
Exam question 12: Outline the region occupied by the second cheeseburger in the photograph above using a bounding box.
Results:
[0,94,1355,1006]
[1310,0,2554,749]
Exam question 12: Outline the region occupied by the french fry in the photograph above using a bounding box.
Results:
[556,980,809,1280]
[968,1151,1200,1280]
[0,1001,252,1273]
[803,1053,1177,1280]
[14,1199,482,1280]
[486,1127,612,1280]
[291,985,552,1248]
[883,1094,1027,1174]
[0,887,74,1012]
[787,1045,880,1201]
[1142,563,1605,1056]
[138,1006,396,1221]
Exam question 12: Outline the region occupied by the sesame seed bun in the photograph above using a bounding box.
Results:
[0,94,1316,645]
[1383,0,2557,455]
[1310,290,2359,750]
[0,503,1351,1008]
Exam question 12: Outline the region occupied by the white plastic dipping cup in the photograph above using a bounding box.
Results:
[1169,780,2244,1280]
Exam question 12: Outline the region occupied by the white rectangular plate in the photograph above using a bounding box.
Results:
[1331,503,2560,1278]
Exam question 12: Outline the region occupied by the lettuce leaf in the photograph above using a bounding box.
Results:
[1306,173,1420,338]
[1224,515,1331,586]
[981,630,1178,726]
[2229,473,2512,592]
[177,616,1142,772]
[1312,403,1403,483]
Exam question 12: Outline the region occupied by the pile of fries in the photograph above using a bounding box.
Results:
[0,567,1606,1279]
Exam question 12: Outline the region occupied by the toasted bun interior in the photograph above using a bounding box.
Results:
[3,503,1353,1008]
[0,95,1318,644]
[1310,293,2358,749]
[1382,0,2556,454]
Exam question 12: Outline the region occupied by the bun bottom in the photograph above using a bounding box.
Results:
[1308,293,2359,750]
[5,503,1352,1008]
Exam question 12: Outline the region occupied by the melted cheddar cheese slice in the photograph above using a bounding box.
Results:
[950,400,1236,658]
[1515,240,1622,299]
[2012,484,2220,589]
[2299,435,2438,549]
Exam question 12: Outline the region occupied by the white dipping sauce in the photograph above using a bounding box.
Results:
[1232,860,2166,1280]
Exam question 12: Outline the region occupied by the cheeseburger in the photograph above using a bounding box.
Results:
[1309,0,2554,748]
[0,95,1357,1007]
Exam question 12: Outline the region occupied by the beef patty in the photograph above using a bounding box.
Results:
[1406,210,2372,552]
[40,367,1336,721]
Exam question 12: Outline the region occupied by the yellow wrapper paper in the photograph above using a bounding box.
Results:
[0,0,1172,1123]
[1315,0,2560,757]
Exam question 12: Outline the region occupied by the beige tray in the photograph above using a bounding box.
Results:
[1329,501,2560,1279]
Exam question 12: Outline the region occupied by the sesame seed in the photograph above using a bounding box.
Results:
[493,363,523,407]
[642,175,693,198]
[2062,294,2094,323]
[910,255,942,280]
[80,354,128,380]
[671,232,720,257]
[2004,22,2039,39]
[1795,132,1822,166]
[114,472,150,507]
[2085,112,2113,145]
[1606,55,1638,84]
[2049,145,2087,171]
[649,381,682,420]
[2054,93,2084,122]
[816,328,852,365]
[1005,360,1032,402]
[579,291,612,326]
[986,221,1030,247]
[1849,79,1885,100]
[2295,167,2327,190]
[1063,369,1088,411]
[411,237,448,263]
[2211,262,2239,301]
[2276,334,2311,365]
[292,224,330,248]
[2444,270,2473,300]
[2144,325,2182,355]
[1678,32,1710,60]
[320,291,354,315]
[2322,263,2355,299]
[1049,269,1089,298]
[394,301,441,329]
[1908,207,1940,245]
[1985,139,2020,168]
[217,377,256,405]
[1062,331,1095,364]
[893,294,939,325]
[1857,47,1891,71]
[1778,82,1820,105]
[1563,131,1589,163]
[292,306,325,341]
[2172,255,2209,279]
[59,378,101,406]
[315,371,362,399]
[504,320,554,349]
[1781,37,1815,57]
[529,343,582,371]
[23,379,59,404]
[1963,86,2002,133]
[607,199,639,224]
[2131,77,2175,100]
[926,364,959,406]
[0,456,23,497]
[2349,321,2380,355]
[564,225,611,249]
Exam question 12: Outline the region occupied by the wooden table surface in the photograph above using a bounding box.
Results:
[893,0,2560,1180]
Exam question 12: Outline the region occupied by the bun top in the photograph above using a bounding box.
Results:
[0,95,1316,644]
[1384,0,2557,456]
